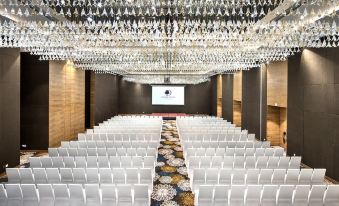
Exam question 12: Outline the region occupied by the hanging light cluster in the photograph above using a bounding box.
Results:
[0,0,338,84]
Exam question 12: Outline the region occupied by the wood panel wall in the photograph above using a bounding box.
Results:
[233,71,242,126]
[49,61,85,147]
[217,75,222,117]
[266,61,288,107]
[222,74,233,122]
[267,106,281,146]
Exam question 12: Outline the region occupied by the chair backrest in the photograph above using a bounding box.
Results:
[21,184,38,200]
[309,185,326,204]
[261,185,278,205]
[53,184,69,199]
[85,184,100,200]
[324,185,339,205]
[69,184,84,200]
[246,185,262,203]
[101,184,116,200]
[134,184,149,199]
[277,185,294,204]
[37,184,54,199]
[5,184,22,199]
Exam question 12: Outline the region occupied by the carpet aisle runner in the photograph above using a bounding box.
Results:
[151,120,195,206]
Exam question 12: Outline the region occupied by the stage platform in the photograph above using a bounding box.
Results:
[150,113,188,120]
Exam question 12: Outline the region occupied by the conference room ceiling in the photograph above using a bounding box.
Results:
[0,0,338,84]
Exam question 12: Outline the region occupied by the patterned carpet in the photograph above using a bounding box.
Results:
[151,120,195,206]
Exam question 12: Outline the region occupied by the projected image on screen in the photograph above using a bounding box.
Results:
[152,86,185,105]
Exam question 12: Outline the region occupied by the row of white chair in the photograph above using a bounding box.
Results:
[195,184,339,206]
[180,133,254,142]
[78,133,160,141]
[7,168,153,185]
[48,147,157,157]
[90,129,161,134]
[185,147,285,157]
[0,184,150,206]
[182,141,270,149]
[191,168,326,187]
[29,156,155,169]
[187,156,301,169]
[61,141,159,149]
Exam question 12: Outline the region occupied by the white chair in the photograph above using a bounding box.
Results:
[87,168,99,183]
[232,169,246,184]
[312,169,326,184]
[324,185,339,206]
[69,184,85,205]
[278,157,290,169]
[60,168,74,183]
[21,184,39,206]
[37,184,54,206]
[293,185,310,206]
[29,157,41,168]
[309,185,326,206]
[33,168,48,183]
[134,184,150,206]
[139,168,152,185]
[211,156,223,168]
[52,157,64,168]
[117,184,132,205]
[256,156,268,168]
[132,156,143,168]
[289,156,301,169]
[110,156,121,168]
[113,169,126,184]
[245,185,262,206]
[219,169,232,184]
[272,169,286,185]
[46,168,61,183]
[214,185,229,206]
[230,185,246,205]
[99,168,113,183]
[101,184,116,206]
[198,185,214,206]
[298,169,313,184]
[234,156,245,168]
[261,185,278,206]
[205,168,219,184]
[6,168,20,183]
[64,157,76,168]
[285,169,299,184]
[277,185,295,206]
[245,156,256,169]
[200,156,211,168]
[246,169,259,184]
[126,168,139,184]
[87,156,98,168]
[259,169,273,184]
[268,157,280,169]
[121,156,132,168]
[223,156,234,169]
[85,184,101,206]
[19,168,34,183]
[75,157,87,168]
[48,148,58,157]
[193,169,205,188]
[73,168,86,184]
[41,157,53,168]
[6,184,23,205]
[98,156,109,168]
[0,184,7,206]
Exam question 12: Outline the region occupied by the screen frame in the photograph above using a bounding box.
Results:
[151,85,186,106]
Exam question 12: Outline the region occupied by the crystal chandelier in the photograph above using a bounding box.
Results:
[0,0,338,84]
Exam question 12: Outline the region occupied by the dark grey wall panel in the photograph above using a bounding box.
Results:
[287,48,339,181]
[222,74,233,122]
[94,74,120,125]
[20,53,49,150]
[119,80,212,114]
[210,76,217,116]
[242,67,267,139]
[0,49,20,173]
